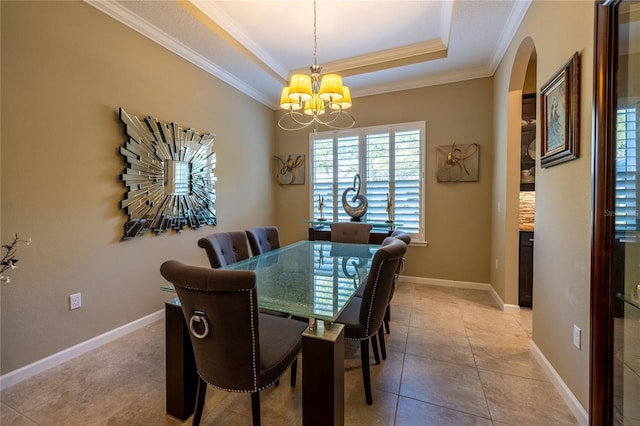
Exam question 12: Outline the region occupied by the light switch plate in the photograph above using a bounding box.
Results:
[573,325,581,350]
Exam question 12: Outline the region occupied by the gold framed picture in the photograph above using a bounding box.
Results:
[540,52,580,168]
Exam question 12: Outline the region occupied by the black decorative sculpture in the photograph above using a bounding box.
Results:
[341,173,368,221]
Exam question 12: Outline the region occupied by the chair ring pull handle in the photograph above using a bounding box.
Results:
[189,311,210,339]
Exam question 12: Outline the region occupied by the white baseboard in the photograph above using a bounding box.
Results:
[488,285,521,314]
[0,309,164,391]
[398,275,520,313]
[529,340,589,425]
[400,275,492,291]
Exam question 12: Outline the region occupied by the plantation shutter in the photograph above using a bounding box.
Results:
[615,106,639,241]
[310,121,425,241]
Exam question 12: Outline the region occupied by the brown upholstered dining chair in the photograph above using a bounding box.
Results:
[246,226,281,255]
[198,231,287,318]
[385,230,412,333]
[351,229,412,365]
[160,260,307,426]
[197,231,251,268]
[390,229,411,245]
[329,222,373,244]
[335,237,407,405]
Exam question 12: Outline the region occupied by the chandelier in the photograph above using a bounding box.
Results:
[278,0,355,132]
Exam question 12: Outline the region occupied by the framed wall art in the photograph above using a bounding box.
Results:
[436,142,480,182]
[276,154,305,185]
[540,52,580,168]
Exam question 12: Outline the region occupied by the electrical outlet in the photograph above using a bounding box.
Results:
[70,293,82,310]
[573,325,581,350]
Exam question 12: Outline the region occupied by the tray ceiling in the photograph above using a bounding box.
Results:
[86,0,531,109]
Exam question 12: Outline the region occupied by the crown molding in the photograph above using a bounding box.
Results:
[84,0,274,108]
[439,1,454,47]
[289,39,448,77]
[487,0,532,74]
[353,65,494,99]
[188,1,289,80]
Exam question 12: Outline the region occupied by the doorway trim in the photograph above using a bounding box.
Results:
[505,36,537,306]
[590,1,619,423]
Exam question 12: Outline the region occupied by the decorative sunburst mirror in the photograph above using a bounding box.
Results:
[119,108,217,239]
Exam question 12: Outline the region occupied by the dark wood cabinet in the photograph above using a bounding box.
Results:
[308,226,392,244]
[518,231,534,307]
[520,94,536,191]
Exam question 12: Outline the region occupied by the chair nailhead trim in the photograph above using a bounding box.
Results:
[200,350,301,393]
[249,289,258,390]
[364,260,385,337]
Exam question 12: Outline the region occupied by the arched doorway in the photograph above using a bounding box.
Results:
[507,37,537,309]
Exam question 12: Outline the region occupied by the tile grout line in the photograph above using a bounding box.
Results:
[391,306,410,425]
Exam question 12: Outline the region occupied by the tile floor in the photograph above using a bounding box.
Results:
[1,282,579,425]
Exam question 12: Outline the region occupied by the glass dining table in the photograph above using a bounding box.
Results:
[163,240,379,425]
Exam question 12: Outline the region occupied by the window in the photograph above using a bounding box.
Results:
[310,121,425,241]
[615,105,639,241]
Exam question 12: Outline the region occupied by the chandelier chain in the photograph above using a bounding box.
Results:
[313,0,317,67]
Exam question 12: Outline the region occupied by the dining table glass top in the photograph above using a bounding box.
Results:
[223,240,378,322]
[162,240,378,322]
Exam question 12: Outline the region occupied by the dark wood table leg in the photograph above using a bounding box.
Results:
[302,322,345,426]
[165,298,198,421]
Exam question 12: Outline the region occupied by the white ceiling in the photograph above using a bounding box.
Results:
[86,0,531,110]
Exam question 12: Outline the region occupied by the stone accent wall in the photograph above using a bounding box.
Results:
[519,191,535,231]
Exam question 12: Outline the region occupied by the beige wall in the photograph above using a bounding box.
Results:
[275,78,494,284]
[523,59,537,95]
[0,1,275,373]
[492,0,594,410]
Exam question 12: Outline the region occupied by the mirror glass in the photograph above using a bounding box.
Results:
[164,161,191,195]
[119,108,217,239]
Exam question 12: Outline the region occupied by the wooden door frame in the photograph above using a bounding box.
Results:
[591,1,621,424]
